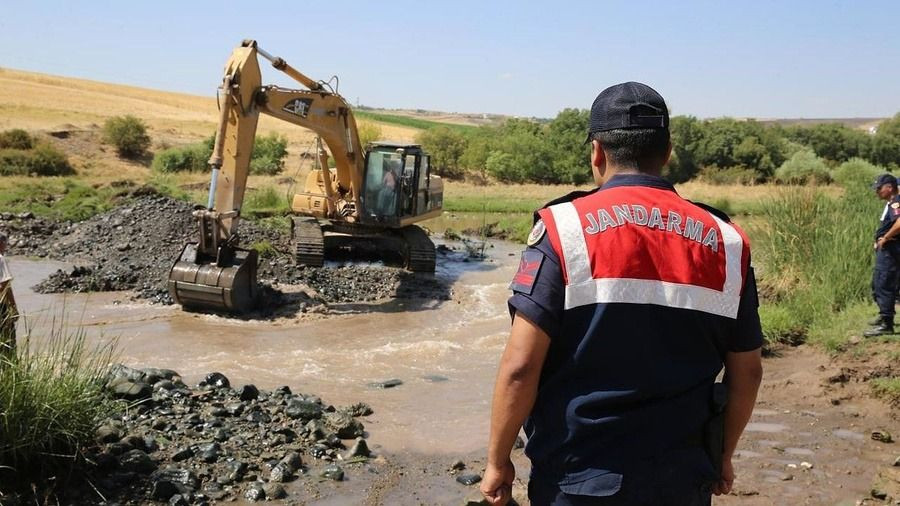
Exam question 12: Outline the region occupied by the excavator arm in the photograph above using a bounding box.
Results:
[168,40,363,313]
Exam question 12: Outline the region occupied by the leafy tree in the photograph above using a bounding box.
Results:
[665,116,703,182]
[831,157,884,189]
[870,113,900,170]
[416,126,467,179]
[357,122,382,147]
[774,148,831,184]
[546,108,591,184]
[782,123,871,163]
[102,115,151,158]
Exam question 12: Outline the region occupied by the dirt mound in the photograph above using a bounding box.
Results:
[6,189,450,308]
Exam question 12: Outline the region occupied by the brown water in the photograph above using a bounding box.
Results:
[10,241,523,457]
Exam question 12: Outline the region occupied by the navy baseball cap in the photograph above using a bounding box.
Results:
[872,173,897,190]
[586,82,669,143]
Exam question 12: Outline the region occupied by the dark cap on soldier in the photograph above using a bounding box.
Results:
[586,82,669,143]
[872,173,897,190]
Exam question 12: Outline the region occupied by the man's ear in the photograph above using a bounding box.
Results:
[591,139,607,184]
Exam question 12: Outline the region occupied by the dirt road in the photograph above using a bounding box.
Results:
[10,247,898,505]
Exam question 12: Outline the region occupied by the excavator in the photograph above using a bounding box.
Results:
[167,40,444,313]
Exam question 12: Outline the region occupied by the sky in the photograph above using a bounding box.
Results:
[1,0,898,120]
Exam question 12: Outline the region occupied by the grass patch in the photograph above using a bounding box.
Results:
[254,215,292,233]
[0,179,122,221]
[249,240,278,258]
[870,377,900,405]
[354,110,476,134]
[0,316,119,491]
[0,143,74,177]
[243,186,291,218]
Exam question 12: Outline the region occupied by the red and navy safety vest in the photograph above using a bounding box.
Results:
[514,174,762,495]
[537,182,750,319]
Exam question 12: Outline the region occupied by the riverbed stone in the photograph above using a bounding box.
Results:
[263,483,287,499]
[320,464,344,481]
[202,372,230,389]
[239,384,259,401]
[279,451,303,472]
[96,424,124,444]
[286,399,323,420]
[324,411,364,439]
[872,429,894,443]
[269,463,290,483]
[244,483,265,501]
[172,447,194,462]
[150,469,198,500]
[367,378,403,389]
[119,449,157,474]
[344,438,371,459]
[113,381,153,401]
[456,473,482,486]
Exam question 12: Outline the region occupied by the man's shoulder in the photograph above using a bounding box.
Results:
[688,200,733,223]
[532,188,601,223]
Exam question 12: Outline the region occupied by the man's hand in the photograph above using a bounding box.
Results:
[712,457,734,495]
[877,237,886,250]
[481,459,515,505]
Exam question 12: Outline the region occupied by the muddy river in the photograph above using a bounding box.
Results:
[11,240,521,458]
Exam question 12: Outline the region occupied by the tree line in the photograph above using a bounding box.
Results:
[416,111,900,185]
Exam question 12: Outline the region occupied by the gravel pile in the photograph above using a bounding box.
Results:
[3,188,450,307]
[62,365,376,504]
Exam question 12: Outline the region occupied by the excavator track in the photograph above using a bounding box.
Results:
[292,217,325,267]
[401,225,436,273]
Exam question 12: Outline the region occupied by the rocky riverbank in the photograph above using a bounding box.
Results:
[0,187,455,311]
[54,365,380,505]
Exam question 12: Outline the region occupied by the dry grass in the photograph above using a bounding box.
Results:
[0,67,421,186]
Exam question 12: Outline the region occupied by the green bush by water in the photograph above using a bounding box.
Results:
[0,317,119,489]
[757,185,881,347]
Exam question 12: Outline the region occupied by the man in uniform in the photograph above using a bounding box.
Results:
[865,173,900,337]
[0,232,18,359]
[481,82,764,505]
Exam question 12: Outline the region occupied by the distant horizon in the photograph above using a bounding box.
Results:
[1,66,893,126]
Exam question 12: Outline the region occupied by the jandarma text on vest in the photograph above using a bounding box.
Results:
[583,204,719,252]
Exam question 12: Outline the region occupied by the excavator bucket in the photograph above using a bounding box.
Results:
[167,243,259,313]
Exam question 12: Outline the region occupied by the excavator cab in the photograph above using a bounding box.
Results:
[361,143,434,224]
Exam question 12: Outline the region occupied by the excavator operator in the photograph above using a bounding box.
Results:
[379,160,400,215]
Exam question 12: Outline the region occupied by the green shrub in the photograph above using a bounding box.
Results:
[0,317,119,490]
[0,129,34,149]
[774,148,831,184]
[151,144,210,173]
[250,133,288,175]
[831,157,885,189]
[102,115,151,158]
[0,144,74,176]
[243,186,289,217]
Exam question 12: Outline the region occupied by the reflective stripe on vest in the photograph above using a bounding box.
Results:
[546,200,746,318]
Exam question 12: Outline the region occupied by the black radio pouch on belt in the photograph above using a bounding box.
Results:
[703,382,728,476]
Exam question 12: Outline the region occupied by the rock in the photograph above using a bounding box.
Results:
[872,488,888,500]
[799,461,813,469]
[279,451,303,473]
[151,418,168,430]
[345,402,374,417]
[306,419,327,440]
[212,428,230,442]
[150,469,198,501]
[172,447,194,462]
[119,449,156,474]
[324,411,365,439]
[202,372,230,389]
[368,378,403,389]
[224,460,247,482]
[112,381,153,401]
[244,483,265,501]
[262,483,287,500]
[344,438,371,459]
[450,460,466,471]
[423,374,449,383]
[872,429,894,443]
[285,399,323,420]
[269,463,291,483]
[226,403,245,417]
[198,442,222,463]
[239,384,259,401]
[320,464,344,481]
[96,424,124,444]
[894,455,900,466]
[456,473,482,486]
[168,494,188,506]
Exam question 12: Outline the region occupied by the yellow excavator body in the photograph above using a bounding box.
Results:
[168,40,443,313]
